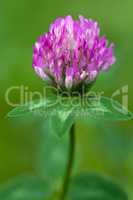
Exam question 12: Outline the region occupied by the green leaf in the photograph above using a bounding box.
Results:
[35,122,69,189]
[7,96,132,138]
[77,96,133,121]
[7,97,76,137]
[0,174,53,200]
[48,104,75,137]
[7,95,133,121]
[34,119,80,190]
[67,172,128,200]
[7,97,58,118]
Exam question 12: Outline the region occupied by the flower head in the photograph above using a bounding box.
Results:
[32,15,115,91]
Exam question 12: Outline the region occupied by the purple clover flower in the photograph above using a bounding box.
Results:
[33,15,115,91]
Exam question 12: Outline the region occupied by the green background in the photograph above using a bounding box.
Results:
[0,0,133,199]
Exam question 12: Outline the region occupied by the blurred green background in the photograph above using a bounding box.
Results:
[0,0,133,199]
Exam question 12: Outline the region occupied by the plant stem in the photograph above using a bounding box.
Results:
[60,123,75,200]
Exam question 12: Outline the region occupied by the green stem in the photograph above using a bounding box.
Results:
[60,123,75,200]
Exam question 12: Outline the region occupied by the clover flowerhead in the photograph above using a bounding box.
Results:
[33,15,115,92]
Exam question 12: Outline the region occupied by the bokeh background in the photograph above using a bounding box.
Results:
[0,0,133,199]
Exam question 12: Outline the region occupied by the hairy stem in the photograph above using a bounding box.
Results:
[60,123,75,200]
